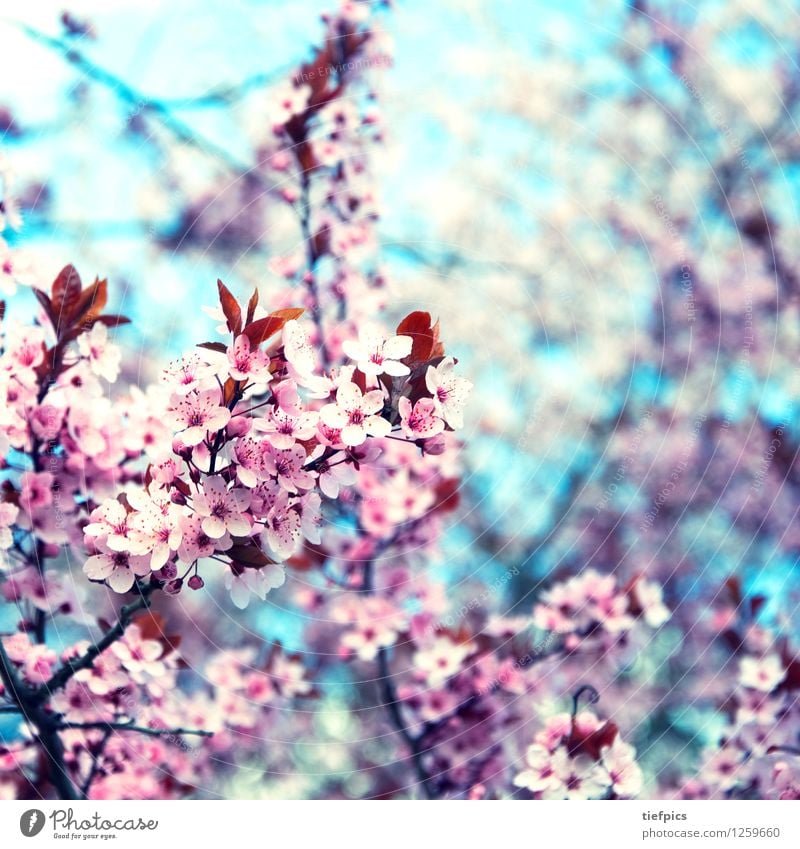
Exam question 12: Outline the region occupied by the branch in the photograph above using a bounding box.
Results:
[38,583,157,698]
[0,638,80,799]
[58,720,213,739]
[362,558,438,799]
[10,22,256,176]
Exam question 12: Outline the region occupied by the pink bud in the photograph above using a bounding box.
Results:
[164,578,183,596]
[188,575,205,591]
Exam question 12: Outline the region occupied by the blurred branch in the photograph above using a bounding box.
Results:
[58,720,213,738]
[9,21,257,176]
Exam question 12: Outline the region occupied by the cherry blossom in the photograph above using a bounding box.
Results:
[320,381,391,446]
[341,326,413,377]
[167,389,231,446]
[193,477,253,538]
[398,396,445,440]
[425,357,473,428]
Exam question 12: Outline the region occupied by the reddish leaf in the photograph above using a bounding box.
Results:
[33,289,55,327]
[397,311,436,363]
[93,314,131,328]
[431,478,461,515]
[221,377,238,406]
[197,341,228,354]
[725,576,742,606]
[242,308,304,347]
[566,720,619,760]
[245,288,259,325]
[51,264,82,328]
[229,540,275,568]
[73,277,108,326]
[217,279,242,336]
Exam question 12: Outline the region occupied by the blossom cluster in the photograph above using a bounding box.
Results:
[75,279,470,608]
[514,709,643,799]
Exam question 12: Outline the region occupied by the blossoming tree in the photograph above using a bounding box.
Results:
[1,0,799,802]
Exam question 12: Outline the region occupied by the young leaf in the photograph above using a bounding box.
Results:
[217,279,242,336]
[396,311,444,364]
[242,308,304,347]
[51,264,82,328]
[197,341,228,354]
[246,288,259,325]
[73,277,108,326]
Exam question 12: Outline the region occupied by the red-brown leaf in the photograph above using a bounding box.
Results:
[245,288,259,325]
[74,277,108,325]
[242,308,304,347]
[51,264,82,328]
[229,540,275,569]
[93,314,131,328]
[197,341,228,354]
[217,279,242,336]
[396,311,444,364]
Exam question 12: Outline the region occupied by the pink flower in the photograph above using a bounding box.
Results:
[177,514,232,561]
[84,500,133,552]
[262,444,316,493]
[112,626,167,683]
[341,325,412,376]
[83,550,152,593]
[513,744,564,795]
[19,471,54,513]
[0,502,19,550]
[193,477,252,538]
[413,637,474,687]
[128,495,183,569]
[282,320,332,397]
[271,655,312,697]
[253,405,319,450]
[227,334,272,383]
[739,654,786,692]
[600,738,643,797]
[312,450,357,498]
[398,396,445,439]
[224,563,285,609]
[168,389,231,446]
[77,323,121,382]
[261,494,302,559]
[73,652,127,696]
[320,381,390,446]
[425,357,472,428]
[161,354,217,395]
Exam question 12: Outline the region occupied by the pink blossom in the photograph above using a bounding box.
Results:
[177,514,232,561]
[18,471,54,513]
[77,323,121,382]
[83,550,152,593]
[601,738,643,797]
[413,636,474,687]
[226,334,272,383]
[167,389,231,446]
[739,655,786,692]
[193,477,252,538]
[161,354,217,395]
[224,563,285,609]
[261,494,302,559]
[425,357,472,428]
[398,396,445,439]
[262,444,316,493]
[320,381,390,446]
[341,326,412,376]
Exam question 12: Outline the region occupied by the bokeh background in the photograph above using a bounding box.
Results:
[3,0,800,798]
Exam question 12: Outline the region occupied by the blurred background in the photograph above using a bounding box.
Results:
[3,0,800,795]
